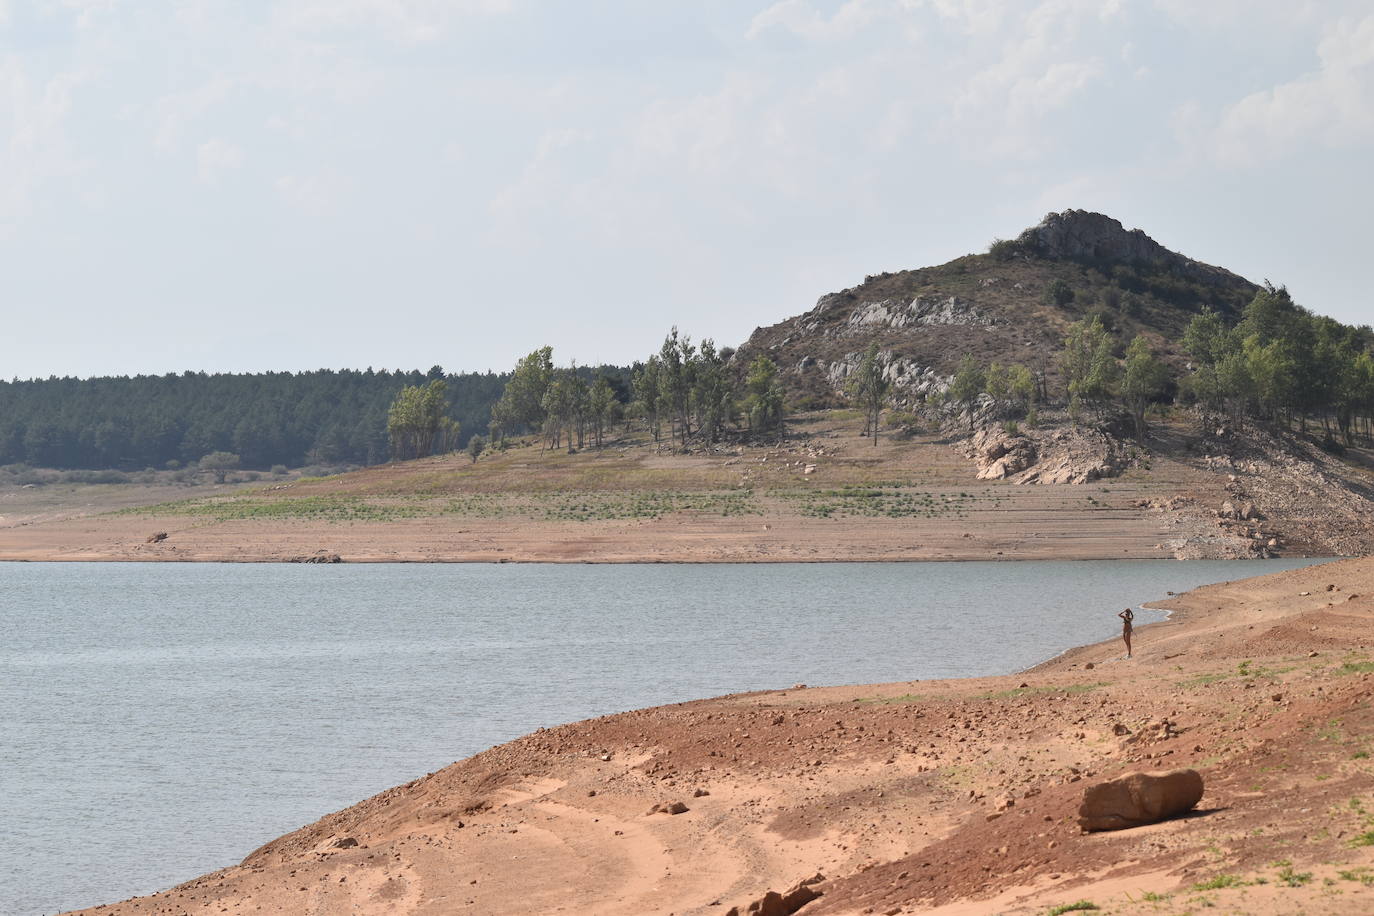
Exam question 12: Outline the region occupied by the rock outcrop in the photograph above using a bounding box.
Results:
[725,875,825,916]
[1077,768,1204,832]
[964,423,1128,485]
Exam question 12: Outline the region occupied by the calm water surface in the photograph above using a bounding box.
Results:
[0,559,1325,914]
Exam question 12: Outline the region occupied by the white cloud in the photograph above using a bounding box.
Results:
[150,80,234,154]
[0,56,88,236]
[1207,14,1374,166]
[275,170,350,212]
[270,0,514,45]
[746,0,884,41]
[196,137,243,184]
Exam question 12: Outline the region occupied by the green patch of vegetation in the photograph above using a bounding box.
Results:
[857,693,927,705]
[1336,660,1374,675]
[116,495,437,522]
[1338,867,1374,885]
[116,488,764,524]
[1140,891,1169,902]
[780,484,976,520]
[978,682,1108,700]
[1277,865,1313,887]
[1191,874,1245,891]
[1047,902,1098,915]
[1348,831,1374,847]
[1178,660,1293,688]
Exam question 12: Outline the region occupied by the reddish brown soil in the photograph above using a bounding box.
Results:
[69,557,1374,915]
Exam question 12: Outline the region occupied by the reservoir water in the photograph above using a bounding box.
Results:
[1,559,1324,914]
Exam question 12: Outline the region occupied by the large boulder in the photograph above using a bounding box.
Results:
[1077,768,1204,832]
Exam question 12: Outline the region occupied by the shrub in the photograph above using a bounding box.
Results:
[270,464,288,476]
[1043,278,1075,307]
[885,410,920,430]
[988,238,1019,261]
[1002,420,1020,436]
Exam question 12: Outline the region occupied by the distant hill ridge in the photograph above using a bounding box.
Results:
[736,209,1261,404]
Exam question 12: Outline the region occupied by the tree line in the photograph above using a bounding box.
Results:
[0,368,509,471]
[481,331,785,454]
[912,283,1374,446]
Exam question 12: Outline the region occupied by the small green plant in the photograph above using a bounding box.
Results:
[1349,831,1374,847]
[1002,420,1020,436]
[1191,874,1245,891]
[1047,902,1098,915]
[1337,660,1374,675]
[1277,865,1312,886]
[1140,891,1168,902]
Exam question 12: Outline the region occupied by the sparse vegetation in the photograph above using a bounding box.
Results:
[1046,901,1098,915]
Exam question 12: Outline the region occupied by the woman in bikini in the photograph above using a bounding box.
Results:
[1118,607,1134,658]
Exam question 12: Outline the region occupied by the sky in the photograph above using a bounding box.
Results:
[3,0,1373,379]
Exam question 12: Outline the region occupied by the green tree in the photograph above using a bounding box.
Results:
[1060,316,1119,414]
[588,376,616,449]
[632,357,664,441]
[847,344,890,446]
[494,346,554,437]
[948,354,986,430]
[200,450,240,484]
[744,355,785,436]
[540,371,575,452]
[692,339,733,444]
[1120,335,1171,441]
[658,328,696,446]
[1007,364,1036,416]
[466,434,485,463]
[387,379,460,460]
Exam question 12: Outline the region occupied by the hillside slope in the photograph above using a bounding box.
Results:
[735,209,1258,404]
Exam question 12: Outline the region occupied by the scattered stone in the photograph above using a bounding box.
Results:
[648,801,689,815]
[1077,768,1204,832]
[329,837,358,849]
[145,531,168,544]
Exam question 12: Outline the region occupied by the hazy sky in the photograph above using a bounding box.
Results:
[4,0,1372,379]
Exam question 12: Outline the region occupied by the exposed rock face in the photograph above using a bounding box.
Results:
[968,427,1037,480]
[837,296,992,335]
[1077,768,1204,832]
[1020,210,1170,265]
[1019,209,1251,289]
[822,351,948,399]
[964,423,1126,485]
[725,875,825,916]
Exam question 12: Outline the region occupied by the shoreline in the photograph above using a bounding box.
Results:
[0,554,1335,565]
[66,554,1374,915]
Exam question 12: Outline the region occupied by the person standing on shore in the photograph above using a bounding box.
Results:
[1119,608,1134,658]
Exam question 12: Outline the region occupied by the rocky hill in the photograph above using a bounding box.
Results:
[735,209,1259,405]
